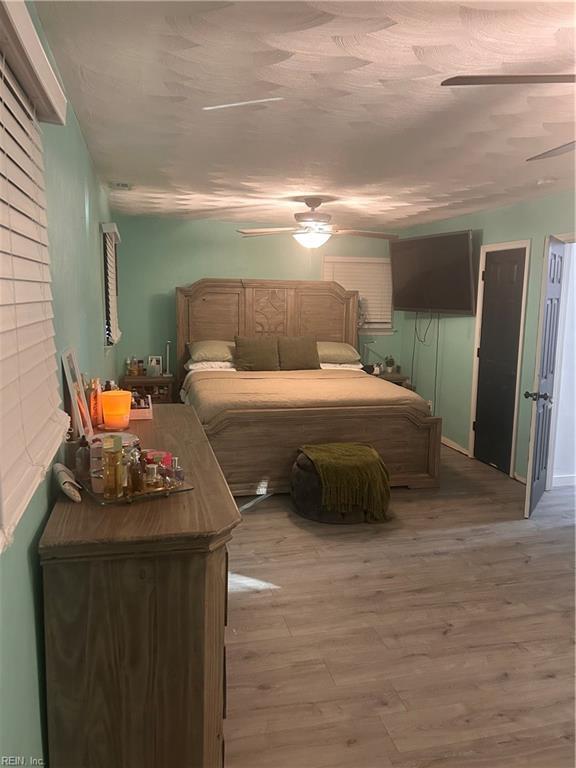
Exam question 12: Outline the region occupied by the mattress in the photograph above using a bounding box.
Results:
[181,369,429,423]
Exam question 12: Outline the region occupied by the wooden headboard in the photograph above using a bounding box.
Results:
[176,278,359,382]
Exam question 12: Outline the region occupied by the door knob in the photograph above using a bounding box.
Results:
[524,391,550,401]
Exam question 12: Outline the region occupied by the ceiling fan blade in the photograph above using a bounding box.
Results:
[526,140,576,162]
[333,230,398,240]
[237,227,295,236]
[442,74,576,86]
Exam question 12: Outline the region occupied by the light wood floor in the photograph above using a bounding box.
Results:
[225,448,575,768]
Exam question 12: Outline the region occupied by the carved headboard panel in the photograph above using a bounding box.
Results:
[176,278,359,382]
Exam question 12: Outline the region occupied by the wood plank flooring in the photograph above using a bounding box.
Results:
[225,448,575,768]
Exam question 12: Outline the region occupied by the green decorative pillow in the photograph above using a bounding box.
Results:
[234,336,279,371]
[188,340,234,363]
[317,341,361,364]
[278,336,321,370]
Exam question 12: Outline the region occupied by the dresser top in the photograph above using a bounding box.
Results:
[39,405,241,561]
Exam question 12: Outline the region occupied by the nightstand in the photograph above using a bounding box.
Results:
[378,372,414,389]
[120,375,175,403]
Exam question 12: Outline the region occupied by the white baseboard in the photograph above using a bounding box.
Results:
[552,474,576,488]
[441,436,470,456]
[513,474,527,485]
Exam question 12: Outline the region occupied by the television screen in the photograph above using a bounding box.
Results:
[390,230,475,314]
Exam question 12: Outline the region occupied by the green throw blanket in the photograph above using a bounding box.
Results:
[300,443,390,523]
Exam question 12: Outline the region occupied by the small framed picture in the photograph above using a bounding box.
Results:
[62,347,93,440]
[148,355,163,376]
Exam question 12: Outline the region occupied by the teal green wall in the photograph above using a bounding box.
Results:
[392,189,575,476]
[0,96,113,765]
[43,114,116,381]
[0,482,51,760]
[114,215,401,366]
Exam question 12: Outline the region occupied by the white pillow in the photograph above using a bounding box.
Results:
[184,361,237,371]
[320,362,364,370]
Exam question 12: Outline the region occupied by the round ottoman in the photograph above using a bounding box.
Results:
[290,452,378,524]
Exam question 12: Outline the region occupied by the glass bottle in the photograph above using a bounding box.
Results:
[103,435,123,500]
[171,457,185,483]
[84,379,94,415]
[90,438,104,494]
[122,447,133,498]
[129,451,145,494]
[145,463,163,490]
[75,435,90,482]
[89,377,103,427]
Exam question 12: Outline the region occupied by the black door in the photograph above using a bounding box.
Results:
[474,247,526,473]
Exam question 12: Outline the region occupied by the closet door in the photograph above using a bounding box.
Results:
[473,246,527,474]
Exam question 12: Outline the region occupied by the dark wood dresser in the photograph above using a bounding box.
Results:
[39,405,241,768]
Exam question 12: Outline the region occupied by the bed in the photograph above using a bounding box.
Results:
[176,279,441,495]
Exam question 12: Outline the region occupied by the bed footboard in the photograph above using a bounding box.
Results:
[202,406,441,496]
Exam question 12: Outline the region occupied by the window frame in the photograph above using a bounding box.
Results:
[101,222,121,347]
[0,27,68,551]
[322,254,394,334]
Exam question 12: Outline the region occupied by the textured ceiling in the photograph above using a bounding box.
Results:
[36,1,575,227]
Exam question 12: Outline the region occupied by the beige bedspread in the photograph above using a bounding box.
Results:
[181,369,429,423]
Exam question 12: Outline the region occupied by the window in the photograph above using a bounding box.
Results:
[0,56,69,549]
[322,256,393,330]
[101,222,121,346]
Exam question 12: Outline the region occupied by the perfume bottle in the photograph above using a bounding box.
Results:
[75,436,90,482]
[103,435,123,500]
[122,447,132,497]
[129,450,145,494]
[89,437,104,494]
[89,378,103,427]
[171,457,185,483]
[145,463,163,490]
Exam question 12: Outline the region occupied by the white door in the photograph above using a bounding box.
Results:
[525,237,565,517]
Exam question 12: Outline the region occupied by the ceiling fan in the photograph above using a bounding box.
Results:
[237,196,398,248]
[441,74,576,162]
[441,75,575,86]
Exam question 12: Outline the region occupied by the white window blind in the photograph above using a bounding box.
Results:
[101,223,121,346]
[323,256,393,328]
[0,56,69,550]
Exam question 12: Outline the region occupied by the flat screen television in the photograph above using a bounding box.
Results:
[390,230,475,314]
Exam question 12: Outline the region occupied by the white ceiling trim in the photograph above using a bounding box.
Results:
[0,1,66,124]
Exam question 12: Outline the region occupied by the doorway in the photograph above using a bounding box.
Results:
[526,236,576,517]
[469,241,530,475]
[548,244,575,489]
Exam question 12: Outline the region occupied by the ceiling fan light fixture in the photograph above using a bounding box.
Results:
[292,231,332,249]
